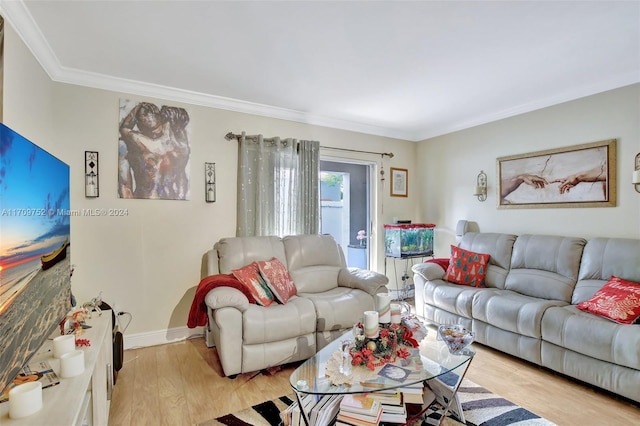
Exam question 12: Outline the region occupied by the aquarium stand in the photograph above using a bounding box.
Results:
[385,253,433,313]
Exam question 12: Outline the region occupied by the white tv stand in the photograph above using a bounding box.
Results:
[0,311,113,425]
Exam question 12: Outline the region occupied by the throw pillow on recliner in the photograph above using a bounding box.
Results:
[257,257,297,304]
[445,245,490,288]
[577,276,640,324]
[232,262,275,306]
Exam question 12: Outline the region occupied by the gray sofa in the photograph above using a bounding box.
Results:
[202,234,389,377]
[412,232,640,403]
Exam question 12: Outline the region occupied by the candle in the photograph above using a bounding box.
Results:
[60,349,85,378]
[376,293,391,324]
[364,310,379,338]
[391,303,402,324]
[8,381,42,419]
[53,334,75,358]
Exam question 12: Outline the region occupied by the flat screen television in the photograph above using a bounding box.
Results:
[0,123,71,393]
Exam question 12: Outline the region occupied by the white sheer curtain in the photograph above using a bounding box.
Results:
[236,133,320,237]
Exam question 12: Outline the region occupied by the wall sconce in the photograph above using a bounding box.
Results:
[633,153,640,193]
[85,151,99,198]
[205,162,216,202]
[474,170,487,202]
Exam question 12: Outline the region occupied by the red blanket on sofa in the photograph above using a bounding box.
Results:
[426,257,451,270]
[187,274,255,328]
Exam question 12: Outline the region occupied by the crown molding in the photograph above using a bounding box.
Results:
[3,1,638,143]
[415,72,640,141]
[55,66,418,141]
[0,1,415,141]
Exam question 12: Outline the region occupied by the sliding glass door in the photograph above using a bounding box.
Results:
[320,160,371,268]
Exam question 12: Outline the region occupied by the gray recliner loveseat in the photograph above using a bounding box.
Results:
[412,232,640,403]
[202,234,389,377]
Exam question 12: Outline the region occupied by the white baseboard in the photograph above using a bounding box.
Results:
[123,326,204,350]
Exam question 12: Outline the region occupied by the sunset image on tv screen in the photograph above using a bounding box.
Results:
[0,123,70,314]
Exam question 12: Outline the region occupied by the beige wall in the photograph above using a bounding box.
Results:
[417,84,640,257]
[3,24,55,147]
[2,22,418,345]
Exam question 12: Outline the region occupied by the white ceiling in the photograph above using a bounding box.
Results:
[2,1,639,141]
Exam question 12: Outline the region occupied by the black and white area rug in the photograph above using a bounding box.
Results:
[199,378,556,426]
[422,378,556,425]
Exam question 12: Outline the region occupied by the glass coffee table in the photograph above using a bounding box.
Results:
[289,323,474,426]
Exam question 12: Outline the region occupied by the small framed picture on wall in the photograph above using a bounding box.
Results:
[390,167,408,197]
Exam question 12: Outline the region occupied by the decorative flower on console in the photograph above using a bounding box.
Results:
[59,307,90,336]
[75,338,91,347]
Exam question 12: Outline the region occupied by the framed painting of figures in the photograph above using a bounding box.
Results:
[118,99,191,200]
[497,139,616,209]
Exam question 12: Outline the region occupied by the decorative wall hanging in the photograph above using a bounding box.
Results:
[474,170,487,202]
[205,162,216,202]
[390,167,408,197]
[118,99,191,200]
[85,151,99,197]
[497,139,616,209]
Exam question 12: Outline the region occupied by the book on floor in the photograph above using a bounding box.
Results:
[379,408,407,424]
[310,394,342,426]
[368,391,402,406]
[339,394,382,417]
[336,404,383,426]
[281,394,318,426]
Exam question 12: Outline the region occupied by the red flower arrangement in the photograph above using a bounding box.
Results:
[350,319,422,370]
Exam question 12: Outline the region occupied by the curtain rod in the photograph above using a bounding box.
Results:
[321,146,394,158]
[224,132,394,158]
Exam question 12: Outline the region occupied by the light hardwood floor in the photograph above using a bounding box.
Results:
[108,336,639,426]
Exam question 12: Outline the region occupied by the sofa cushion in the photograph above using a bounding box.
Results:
[573,237,640,304]
[423,279,482,319]
[542,305,640,370]
[299,287,374,332]
[284,235,344,293]
[216,236,287,274]
[232,262,275,307]
[242,296,316,344]
[257,257,297,304]
[576,276,640,324]
[505,234,586,302]
[445,245,490,287]
[458,233,517,289]
[473,289,567,338]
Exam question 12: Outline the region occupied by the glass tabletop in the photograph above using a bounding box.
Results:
[289,325,474,395]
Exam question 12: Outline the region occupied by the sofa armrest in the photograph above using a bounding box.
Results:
[204,287,250,312]
[412,262,446,282]
[338,267,389,296]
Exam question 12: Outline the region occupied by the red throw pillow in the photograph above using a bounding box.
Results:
[445,245,490,287]
[232,262,275,307]
[257,257,297,304]
[577,276,640,324]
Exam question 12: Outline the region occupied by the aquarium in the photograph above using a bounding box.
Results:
[384,223,435,258]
